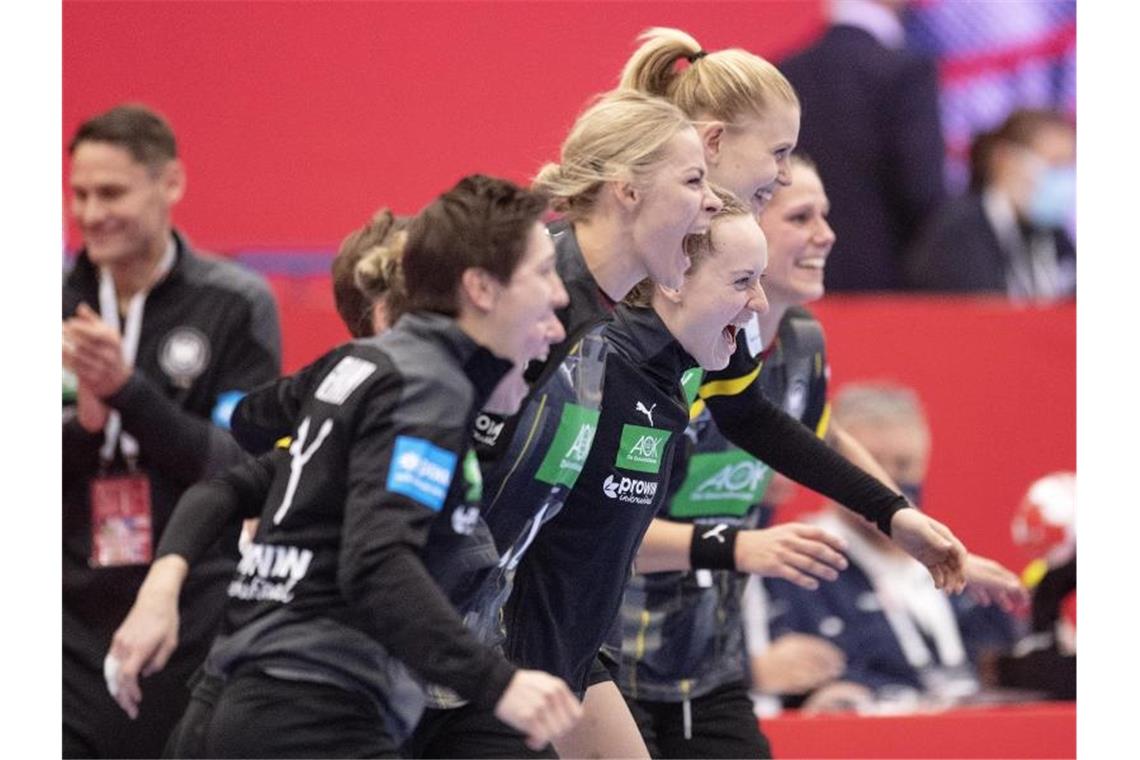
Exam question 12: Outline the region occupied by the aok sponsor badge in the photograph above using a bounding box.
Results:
[534,402,600,488]
[615,424,671,474]
[668,449,772,519]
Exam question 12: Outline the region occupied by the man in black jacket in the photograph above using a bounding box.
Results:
[62,104,281,758]
[779,0,946,291]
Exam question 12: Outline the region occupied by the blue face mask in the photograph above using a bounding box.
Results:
[1027,165,1076,229]
[898,481,923,509]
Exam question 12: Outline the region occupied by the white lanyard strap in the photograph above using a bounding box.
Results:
[97,239,176,464]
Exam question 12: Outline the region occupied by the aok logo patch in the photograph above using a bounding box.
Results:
[668,450,772,519]
[535,402,600,488]
[615,424,671,474]
[386,436,458,511]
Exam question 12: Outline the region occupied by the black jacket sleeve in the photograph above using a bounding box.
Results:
[231,348,346,454]
[108,372,253,486]
[705,381,908,535]
[336,376,517,708]
[156,450,282,565]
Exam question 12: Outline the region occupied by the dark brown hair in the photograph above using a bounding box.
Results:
[402,175,549,316]
[968,109,1074,192]
[68,103,178,171]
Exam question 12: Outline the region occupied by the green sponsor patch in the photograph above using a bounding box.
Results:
[680,368,704,407]
[535,403,600,487]
[615,424,671,474]
[463,449,483,503]
[668,449,773,518]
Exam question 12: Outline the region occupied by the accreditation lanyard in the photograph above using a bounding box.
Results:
[96,239,176,467]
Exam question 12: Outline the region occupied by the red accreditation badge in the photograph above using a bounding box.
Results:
[89,473,153,567]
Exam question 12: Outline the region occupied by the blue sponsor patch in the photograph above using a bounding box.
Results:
[386,436,458,511]
[211,390,247,430]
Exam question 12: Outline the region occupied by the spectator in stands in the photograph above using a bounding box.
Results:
[906,109,1075,300]
[62,103,281,758]
[758,382,1018,713]
[779,0,946,291]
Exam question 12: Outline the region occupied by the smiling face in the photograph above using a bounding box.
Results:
[757,161,835,310]
[630,126,723,290]
[69,141,184,268]
[485,221,569,370]
[707,103,800,214]
[660,213,770,370]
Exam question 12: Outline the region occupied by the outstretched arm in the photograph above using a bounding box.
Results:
[634,518,848,590]
[104,452,279,718]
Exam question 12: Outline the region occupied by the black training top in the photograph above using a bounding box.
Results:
[501,303,695,694]
[616,307,830,702]
[207,312,514,739]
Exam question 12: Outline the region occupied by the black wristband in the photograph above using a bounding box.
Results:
[689,523,740,570]
[876,496,912,536]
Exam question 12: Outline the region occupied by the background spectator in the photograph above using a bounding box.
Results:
[906,108,1075,300]
[779,0,946,292]
[754,382,1017,714]
[62,104,281,758]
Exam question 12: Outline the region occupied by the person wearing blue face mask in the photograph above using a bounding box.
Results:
[906,109,1076,302]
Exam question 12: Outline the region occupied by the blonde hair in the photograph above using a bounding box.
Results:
[623,185,751,308]
[533,89,693,220]
[354,227,408,324]
[619,27,798,125]
[331,209,409,338]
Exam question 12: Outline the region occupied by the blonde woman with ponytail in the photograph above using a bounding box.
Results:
[549,29,975,759]
[620,27,801,214]
[531,88,722,300]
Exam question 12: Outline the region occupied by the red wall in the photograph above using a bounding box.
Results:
[781,296,1076,572]
[64,0,824,251]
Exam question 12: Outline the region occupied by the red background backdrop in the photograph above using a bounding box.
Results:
[64,1,1076,572]
[64,0,825,250]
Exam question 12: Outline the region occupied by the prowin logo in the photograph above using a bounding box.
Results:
[602,474,658,505]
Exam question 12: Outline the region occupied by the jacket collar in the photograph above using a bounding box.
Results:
[609,304,698,388]
[395,311,513,405]
[69,229,192,297]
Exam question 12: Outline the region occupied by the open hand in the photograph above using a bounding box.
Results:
[735,523,849,590]
[889,509,967,593]
[964,553,1029,613]
[63,303,131,399]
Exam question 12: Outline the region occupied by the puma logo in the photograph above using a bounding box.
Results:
[636,401,657,426]
[701,524,729,544]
